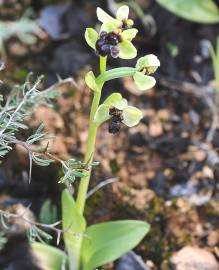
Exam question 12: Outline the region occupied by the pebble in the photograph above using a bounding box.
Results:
[169,246,219,270]
[116,251,151,270]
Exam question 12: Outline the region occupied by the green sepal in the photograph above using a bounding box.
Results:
[136,54,160,73]
[122,106,143,127]
[85,71,99,92]
[133,72,156,90]
[116,5,129,21]
[85,28,98,49]
[93,104,110,125]
[121,28,138,41]
[104,93,127,110]
[118,40,137,59]
[94,93,128,126]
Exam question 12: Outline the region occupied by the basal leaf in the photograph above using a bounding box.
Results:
[81,220,150,270]
[32,242,67,270]
[62,189,86,270]
[156,0,219,24]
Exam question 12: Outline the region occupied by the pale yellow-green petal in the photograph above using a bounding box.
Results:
[117,5,129,21]
[118,40,137,59]
[136,54,160,72]
[100,22,117,33]
[121,29,138,41]
[93,104,110,125]
[122,106,143,127]
[113,98,128,110]
[103,93,127,110]
[85,28,98,49]
[104,93,122,106]
[97,7,118,25]
[133,72,156,90]
[85,71,99,92]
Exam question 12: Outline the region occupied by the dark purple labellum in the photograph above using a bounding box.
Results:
[108,118,121,134]
[95,31,121,58]
[110,46,119,58]
[107,32,121,45]
[99,31,108,39]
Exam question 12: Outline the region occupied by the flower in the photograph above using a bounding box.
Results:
[96,5,134,32]
[133,54,160,90]
[94,93,143,133]
[85,5,138,59]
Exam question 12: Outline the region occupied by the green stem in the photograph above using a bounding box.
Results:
[97,67,137,84]
[76,56,107,214]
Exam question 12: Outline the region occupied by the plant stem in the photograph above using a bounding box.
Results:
[76,56,107,214]
[96,67,137,84]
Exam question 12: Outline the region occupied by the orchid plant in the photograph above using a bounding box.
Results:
[33,5,160,270]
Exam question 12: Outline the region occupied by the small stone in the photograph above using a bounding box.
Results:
[202,166,214,179]
[148,121,163,137]
[157,109,170,121]
[194,149,206,162]
[207,230,219,247]
[146,260,155,268]
[169,246,219,270]
[116,251,151,270]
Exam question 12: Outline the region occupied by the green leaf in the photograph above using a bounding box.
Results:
[33,227,53,242]
[32,242,67,270]
[93,104,110,125]
[118,40,137,59]
[85,71,99,92]
[156,0,219,24]
[59,169,76,185]
[62,189,86,270]
[32,154,53,166]
[81,220,150,270]
[136,54,160,73]
[39,199,58,225]
[116,5,129,21]
[85,28,98,49]
[122,106,143,127]
[133,72,156,90]
[121,28,138,41]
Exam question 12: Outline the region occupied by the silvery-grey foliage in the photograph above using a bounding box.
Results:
[0,72,55,158]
